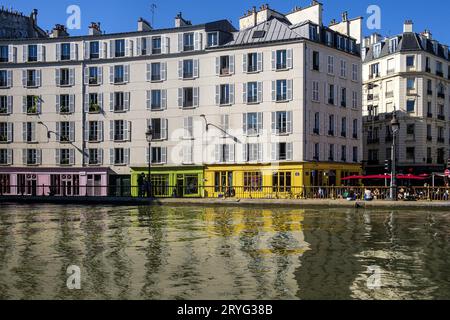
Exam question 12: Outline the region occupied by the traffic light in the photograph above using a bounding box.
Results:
[385,159,392,172]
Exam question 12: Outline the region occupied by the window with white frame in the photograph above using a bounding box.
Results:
[340,60,347,78]
[272,142,293,161]
[312,81,319,102]
[243,112,263,136]
[327,56,334,74]
[352,64,358,81]
[215,144,235,163]
[272,111,292,135]
[243,143,262,162]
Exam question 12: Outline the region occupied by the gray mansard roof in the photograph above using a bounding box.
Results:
[364,32,450,62]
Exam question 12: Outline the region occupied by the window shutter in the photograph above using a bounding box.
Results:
[136,38,141,56]
[162,119,168,140]
[7,149,13,165]
[257,112,263,134]
[69,95,75,113]
[271,81,276,101]
[271,143,277,161]
[271,112,276,134]
[258,144,263,162]
[242,83,247,103]
[193,87,199,107]
[215,85,220,105]
[55,69,60,86]
[124,149,130,165]
[109,93,114,112]
[84,121,89,142]
[271,51,276,70]
[109,149,114,165]
[229,55,235,74]
[6,70,12,87]
[125,39,131,57]
[98,67,103,84]
[36,70,41,87]
[109,66,114,84]
[37,44,43,62]
[123,121,129,141]
[6,96,12,114]
[98,149,103,165]
[214,145,220,163]
[124,92,130,111]
[161,147,167,164]
[69,122,75,142]
[70,43,78,60]
[287,143,293,160]
[23,45,29,62]
[193,59,199,78]
[23,149,27,165]
[161,90,167,109]
[84,41,89,59]
[109,120,114,141]
[56,122,61,142]
[215,57,220,75]
[55,44,61,61]
[109,40,115,58]
[221,114,229,137]
[242,113,247,135]
[229,144,235,162]
[101,41,108,59]
[146,63,151,81]
[242,54,247,73]
[243,144,248,162]
[178,33,183,52]
[287,111,293,134]
[146,91,151,110]
[7,123,13,142]
[22,122,27,142]
[84,94,90,113]
[8,45,14,63]
[161,62,167,81]
[146,37,152,55]
[22,70,26,87]
[99,93,103,111]
[22,96,27,114]
[56,95,60,113]
[257,52,263,72]
[178,61,183,79]
[37,96,42,114]
[98,121,104,142]
[161,36,169,54]
[287,49,293,69]
[287,79,293,101]
[124,65,130,83]
[194,32,202,50]
[178,88,183,108]
[230,84,235,104]
[84,67,89,85]
[257,82,263,103]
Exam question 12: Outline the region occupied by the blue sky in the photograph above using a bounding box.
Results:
[5,0,450,44]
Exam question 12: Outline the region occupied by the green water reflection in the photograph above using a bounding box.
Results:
[0,204,449,300]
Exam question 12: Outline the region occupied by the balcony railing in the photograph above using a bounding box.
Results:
[438,115,446,121]
[438,93,445,99]
[313,128,320,135]
[436,71,444,77]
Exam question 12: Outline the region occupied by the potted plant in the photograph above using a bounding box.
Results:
[0,134,7,142]
[89,103,100,113]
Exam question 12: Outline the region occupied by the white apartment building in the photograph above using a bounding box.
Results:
[0,2,362,197]
[363,20,450,175]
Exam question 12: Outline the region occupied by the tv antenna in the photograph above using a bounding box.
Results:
[150,4,157,27]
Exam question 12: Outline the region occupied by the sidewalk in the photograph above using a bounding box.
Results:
[0,196,449,210]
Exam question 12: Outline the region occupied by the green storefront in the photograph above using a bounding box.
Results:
[130,166,204,198]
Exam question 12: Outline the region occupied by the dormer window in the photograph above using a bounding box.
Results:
[373,43,382,58]
[433,42,439,54]
[207,32,219,47]
[309,25,318,41]
[325,32,333,46]
[389,38,398,53]
[183,33,194,51]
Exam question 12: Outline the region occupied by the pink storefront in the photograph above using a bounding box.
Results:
[0,167,110,196]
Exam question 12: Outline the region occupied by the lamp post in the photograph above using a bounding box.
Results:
[390,112,400,201]
[146,125,153,198]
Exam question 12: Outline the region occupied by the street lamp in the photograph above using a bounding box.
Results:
[145,125,153,198]
[390,112,400,201]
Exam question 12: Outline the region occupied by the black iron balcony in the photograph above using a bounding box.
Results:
[438,115,446,121]
[341,132,347,138]
[427,89,433,95]
[437,71,444,77]
[427,113,433,118]
[427,136,433,142]
[352,133,358,139]
[313,128,320,135]
[328,130,335,136]
[340,101,347,108]
[247,65,258,73]
[328,98,335,105]
[438,92,445,99]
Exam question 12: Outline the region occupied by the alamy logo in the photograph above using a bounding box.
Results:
[366,5,381,30]
[66,5,81,30]
[66,265,81,290]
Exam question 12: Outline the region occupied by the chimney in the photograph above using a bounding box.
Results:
[30,8,38,25]
[138,18,152,32]
[51,24,69,38]
[421,29,432,40]
[403,20,413,33]
[342,11,348,22]
[88,22,102,36]
[175,12,191,28]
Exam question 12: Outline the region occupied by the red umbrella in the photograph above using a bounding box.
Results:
[341,175,365,181]
[363,174,391,179]
[397,174,427,180]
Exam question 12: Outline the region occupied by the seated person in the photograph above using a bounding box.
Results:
[364,189,374,201]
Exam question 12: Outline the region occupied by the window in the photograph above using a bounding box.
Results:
[273,111,292,135]
[276,50,287,70]
[352,147,358,162]
[59,122,72,142]
[183,87,194,108]
[352,119,358,139]
[28,45,38,62]
[340,60,347,78]
[341,117,347,137]
[219,55,230,75]
[387,58,395,74]
[219,84,230,105]
[389,38,398,53]
[243,112,262,136]
[368,150,379,162]
[114,148,126,165]
[328,144,335,161]
[88,67,99,85]
[150,147,164,164]
[150,118,167,141]
[273,142,292,161]
[244,172,262,192]
[88,121,100,142]
[216,144,235,163]
[327,56,334,74]
[407,78,415,90]
[370,63,379,77]
[0,96,9,114]
[114,92,125,112]
[243,143,262,162]
[89,41,99,59]
[88,149,101,165]
[273,172,291,193]
[314,143,320,160]
[0,46,8,62]
[352,91,358,108]
[373,43,381,58]
[309,25,318,41]
[152,37,161,54]
[352,64,358,81]
[60,43,71,61]
[314,113,320,134]
[88,93,100,113]
[26,149,38,165]
[276,80,287,101]
[60,68,70,86]
[151,63,161,81]
[325,31,333,46]
[247,53,258,72]
[407,124,415,135]
[113,120,125,141]
[26,96,40,114]
[436,61,443,76]
[407,100,415,113]
[312,51,320,71]
[406,147,415,161]
[341,87,347,107]
[0,70,8,87]
[406,55,415,67]
[207,32,218,47]
[328,84,335,105]
[114,65,124,83]
[183,59,194,79]
[328,115,335,136]
[183,33,194,51]
[26,70,38,87]
[151,90,162,110]
[0,149,11,165]
[247,82,258,103]
[0,122,10,142]
[115,39,125,57]
[59,94,70,113]
[341,145,347,162]
[312,81,319,101]
[214,171,232,193]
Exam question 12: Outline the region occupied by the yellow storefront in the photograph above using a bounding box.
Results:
[204,162,361,199]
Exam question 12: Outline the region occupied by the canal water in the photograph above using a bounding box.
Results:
[0,204,449,300]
